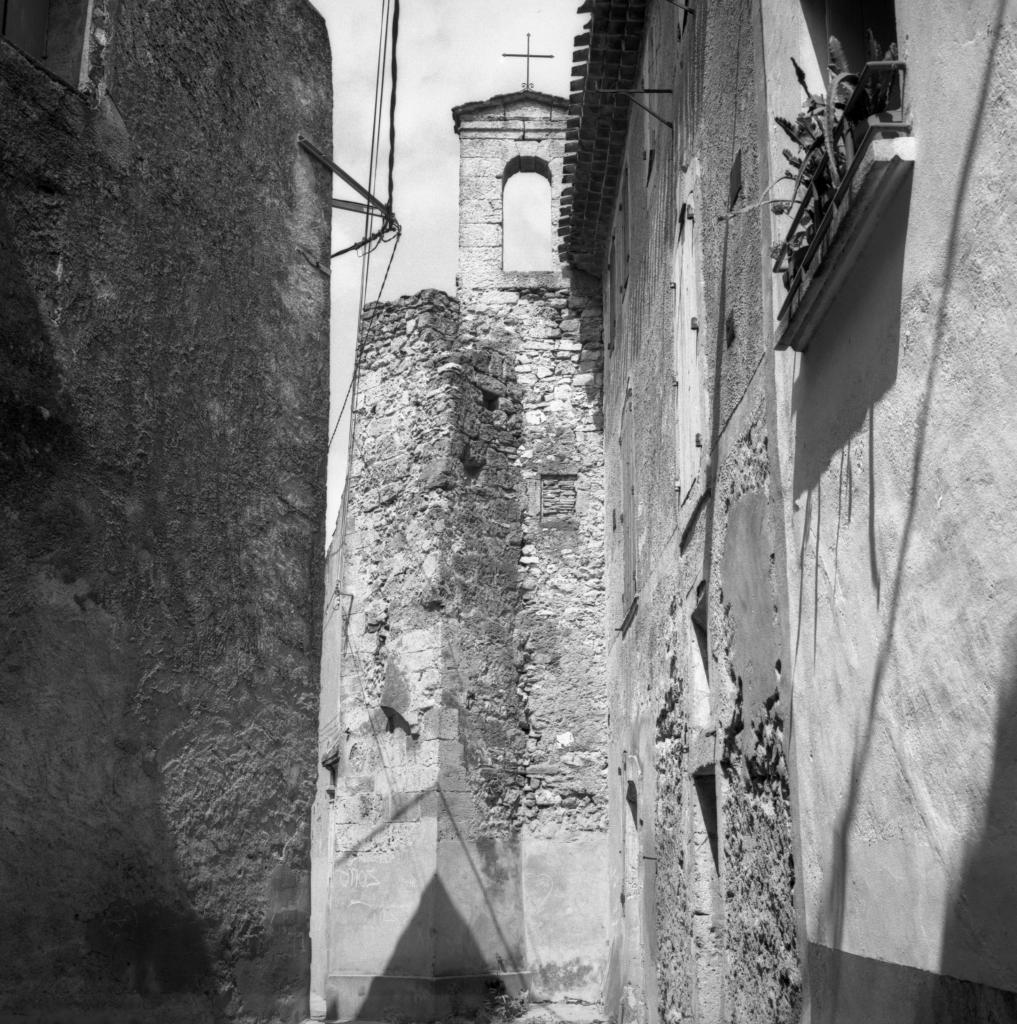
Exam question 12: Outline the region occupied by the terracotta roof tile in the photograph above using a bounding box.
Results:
[558,0,647,274]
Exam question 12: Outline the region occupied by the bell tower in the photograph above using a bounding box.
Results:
[319,90,609,1024]
[453,90,569,292]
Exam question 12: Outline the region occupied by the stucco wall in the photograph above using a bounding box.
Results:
[761,2,1017,1019]
[0,3,331,1020]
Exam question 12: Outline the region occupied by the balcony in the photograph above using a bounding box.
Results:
[773,62,915,352]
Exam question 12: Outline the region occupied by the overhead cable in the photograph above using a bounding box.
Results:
[387,0,399,212]
[327,228,402,452]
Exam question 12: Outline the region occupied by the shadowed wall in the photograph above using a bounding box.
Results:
[0,2,331,1020]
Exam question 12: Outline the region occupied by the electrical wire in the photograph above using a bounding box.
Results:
[343,0,391,431]
[325,0,401,566]
[387,0,399,213]
[326,228,402,451]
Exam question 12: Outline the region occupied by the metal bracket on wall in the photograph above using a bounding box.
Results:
[298,246,330,278]
[298,134,399,232]
[615,596,640,635]
[593,86,674,130]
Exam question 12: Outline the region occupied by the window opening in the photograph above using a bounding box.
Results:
[619,164,631,291]
[620,392,637,612]
[606,237,619,353]
[2,0,91,87]
[801,0,898,83]
[503,170,552,271]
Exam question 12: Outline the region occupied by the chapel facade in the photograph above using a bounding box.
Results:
[314,91,610,1022]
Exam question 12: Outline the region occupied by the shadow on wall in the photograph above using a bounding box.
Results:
[0,203,73,475]
[808,2,1011,1015]
[927,623,1017,1020]
[0,206,221,1018]
[335,873,522,1023]
[789,175,911,669]
[790,174,910,500]
[83,899,215,1004]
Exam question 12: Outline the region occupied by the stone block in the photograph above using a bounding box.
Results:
[421,457,455,490]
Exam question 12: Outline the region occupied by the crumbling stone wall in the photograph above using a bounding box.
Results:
[685,2,801,1017]
[0,3,331,1021]
[457,282,607,838]
[569,2,802,1023]
[452,91,607,849]
[706,422,799,1023]
[319,91,608,1023]
[323,267,608,1018]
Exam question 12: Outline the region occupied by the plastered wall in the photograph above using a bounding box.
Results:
[760,2,1017,1019]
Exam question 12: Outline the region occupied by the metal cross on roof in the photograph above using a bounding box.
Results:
[502,33,553,91]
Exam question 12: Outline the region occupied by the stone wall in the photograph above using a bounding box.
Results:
[321,95,612,1012]
[322,264,609,1016]
[321,292,469,1021]
[569,0,1017,1021]
[0,3,331,1021]
[457,282,607,841]
[572,3,801,1023]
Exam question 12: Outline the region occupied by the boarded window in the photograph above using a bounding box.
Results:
[618,164,631,292]
[540,474,577,523]
[2,0,48,59]
[503,171,552,271]
[620,394,637,610]
[606,237,618,352]
[673,196,703,503]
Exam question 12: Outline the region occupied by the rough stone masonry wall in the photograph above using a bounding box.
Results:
[587,1,801,1022]
[327,278,608,1016]
[689,2,801,1021]
[322,294,464,1021]
[452,92,607,844]
[457,280,607,839]
[0,3,331,1021]
[333,291,534,837]
[328,291,471,832]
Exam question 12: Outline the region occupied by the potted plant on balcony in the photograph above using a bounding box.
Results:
[769,32,902,289]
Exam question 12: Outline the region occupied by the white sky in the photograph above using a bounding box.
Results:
[307,0,585,541]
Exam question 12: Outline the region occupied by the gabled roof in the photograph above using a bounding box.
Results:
[559,0,648,275]
[452,90,569,132]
